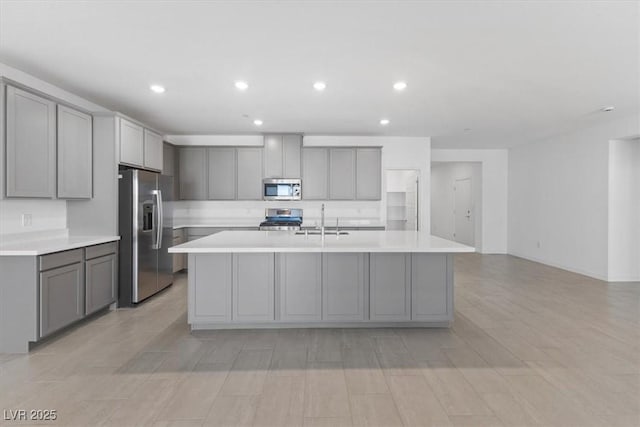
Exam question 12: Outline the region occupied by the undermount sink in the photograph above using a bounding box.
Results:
[295,230,350,236]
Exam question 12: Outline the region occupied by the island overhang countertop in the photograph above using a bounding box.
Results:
[168,230,474,253]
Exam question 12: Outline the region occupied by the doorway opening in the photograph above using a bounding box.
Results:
[385,169,419,231]
[430,162,482,248]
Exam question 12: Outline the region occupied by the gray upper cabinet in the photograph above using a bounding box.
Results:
[264,134,302,178]
[143,129,163,171]
[179,147,207,200]
[163,143,175,176]
[119,119,144,167]
[57,105,92,199]
[208,147,236,200]
[356,148,381,200]
[5,86,56,198]
[236,147,263,200]
[302,148,329,200]
[329,148,356,200]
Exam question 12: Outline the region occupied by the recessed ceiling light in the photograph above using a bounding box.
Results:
[235,81,249,91]
[150,85,165,94]
[601,106,615,112]
[253,119,263,126]
[393,81,407,91]
[313,81,326,91]
[380,119,390,126]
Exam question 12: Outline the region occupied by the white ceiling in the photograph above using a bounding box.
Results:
[0,1,638,148]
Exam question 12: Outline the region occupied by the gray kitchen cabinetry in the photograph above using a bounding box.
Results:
[356,148,382,200]
[5,85,56,198]
[279,253,322,321]
[233,253,275,322]
[57,105,93,199]
[163,142,176,176]
[236,147,263,200]
[119,118,145,167]
[411,253,452,321]
[179,147,207,200]
[208,147,236,200]
[322,253,365,321]
[302,148,329,199]
[264,134,302,178]
[188,254,232,323]
[329,148,356,200]
[370,253,411,321]
[39,249,85,338]
[143,129,163,171]
[85,243,117,315]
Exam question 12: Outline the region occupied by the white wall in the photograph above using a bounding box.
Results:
[0,62,109,238]
[608,138,640,281]
[508,114,640,281]
[431,162,483,250]
[431,149,508,253]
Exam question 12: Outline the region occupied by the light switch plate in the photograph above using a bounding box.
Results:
[21,213,32,227]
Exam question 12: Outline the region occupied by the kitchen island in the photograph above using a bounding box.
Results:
[169,230,473,329]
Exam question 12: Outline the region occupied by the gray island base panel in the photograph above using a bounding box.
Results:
[186,252,456,330]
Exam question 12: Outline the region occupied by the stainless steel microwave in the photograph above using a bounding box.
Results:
[263,178,301,201]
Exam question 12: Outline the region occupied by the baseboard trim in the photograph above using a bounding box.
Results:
[507,251,609,282]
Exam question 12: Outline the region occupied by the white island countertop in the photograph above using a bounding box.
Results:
[169,230,474,254]
[0,235,120,256]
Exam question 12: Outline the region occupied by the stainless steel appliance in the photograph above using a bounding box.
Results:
[118,169,173,306]
[259,208,303,231]
[263,178,301,201]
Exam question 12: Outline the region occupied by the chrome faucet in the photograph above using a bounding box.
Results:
[320,203,325,237]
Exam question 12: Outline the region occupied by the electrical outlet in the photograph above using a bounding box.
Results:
[21,213,32,227]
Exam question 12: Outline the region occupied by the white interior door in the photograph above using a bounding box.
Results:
[454,178,474,246]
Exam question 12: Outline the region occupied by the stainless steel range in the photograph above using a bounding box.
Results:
[259,208,303,231]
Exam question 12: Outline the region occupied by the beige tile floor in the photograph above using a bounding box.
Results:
[1,254,639,426]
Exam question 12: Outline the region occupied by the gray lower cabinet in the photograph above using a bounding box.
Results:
[189,254,232,323]
[143,129,163,171]
[302,148,329,199]
[411,254,452,321]
[179,147,207,200]
[370,253,411,321]
[208,147,236,200]
[119,118,145,167]
[356,148,381,200]
[85,254,117,315]
[57,104,93,199]
[279,253,322,321]
[233,253,275,322]
[322,253,365,321]
[236,147,263,200]
[329,148,356,200]
[5,85,56,198]
[39,262,84,338]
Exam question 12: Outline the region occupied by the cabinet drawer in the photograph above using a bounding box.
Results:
[39,249,83,271]
[85,242,118,260]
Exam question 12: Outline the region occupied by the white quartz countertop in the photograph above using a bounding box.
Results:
[169,230,474,254]
[0,235,120,256]
[172,219,385,230]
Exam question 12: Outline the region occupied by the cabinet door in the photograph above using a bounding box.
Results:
[236,147,263,200]
[411,254,452,321]
[282,135,302,178]
[189,254,231,323]
[329,148,356,200]
[143,129,163,171]
[356,148,381,200]
[173,237,182,273]
[279,253,321,321]
[322,253,365,321]
[163,143,175,176]
[178,147,207,200]
[119,119,144,167]
[370,253,410,321]
[208,147,236,200]
[85,254,116,315]
[40,263,84,337]
[6,86,56,198]
[56,105,93,199]
[264,135,283,178]
[233,253,275,322]
[302,148,328,200]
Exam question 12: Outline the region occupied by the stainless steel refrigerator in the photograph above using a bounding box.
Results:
[118,169,173,306]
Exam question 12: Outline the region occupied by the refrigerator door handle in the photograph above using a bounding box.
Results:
[152,190,162,249]
[157,189,164,249]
